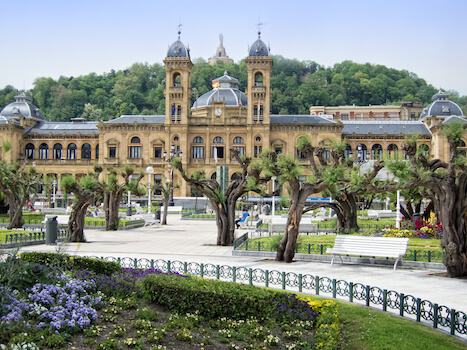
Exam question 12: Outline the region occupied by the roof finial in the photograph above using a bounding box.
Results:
[257,16,264,38]
[177,22,183,39]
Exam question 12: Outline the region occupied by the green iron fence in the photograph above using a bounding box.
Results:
[236,240,445,263]
[3,228,68,244]
[87,256,466,337]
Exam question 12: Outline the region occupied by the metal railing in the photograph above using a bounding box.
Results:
[236,240,445,263]
[87,256,466,337]
[3,228,68,244]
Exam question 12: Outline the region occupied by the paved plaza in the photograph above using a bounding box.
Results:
[18,214,467,318]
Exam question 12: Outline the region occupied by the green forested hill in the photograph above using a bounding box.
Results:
[0,56,466,121]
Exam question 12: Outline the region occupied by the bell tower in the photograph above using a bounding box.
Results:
[164,30,193,126]
[245,30,273,125]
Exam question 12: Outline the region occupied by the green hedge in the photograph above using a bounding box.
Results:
[19,252,121,275]
[139,273,313,322]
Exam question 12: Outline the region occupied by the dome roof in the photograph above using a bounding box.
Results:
[192,71,247,109]
[249,31,269,56]
[0,92,45,121]
[420,90,464,119]
[167,31,190,59]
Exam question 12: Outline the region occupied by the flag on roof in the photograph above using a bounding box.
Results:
[212,81,219,88]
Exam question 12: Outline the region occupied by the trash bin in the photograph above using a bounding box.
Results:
[413,213,421,221]
[263,204,271,215]
[45,215,58,245]
[155,208,161,221]
[126,205,132,216]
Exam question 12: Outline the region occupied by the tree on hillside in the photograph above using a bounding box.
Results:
[173,149,270,245]
[389,122,467,277]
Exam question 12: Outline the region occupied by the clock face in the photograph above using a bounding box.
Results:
[215,108,222,116]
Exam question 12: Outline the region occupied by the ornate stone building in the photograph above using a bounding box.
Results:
[0,31,465,203]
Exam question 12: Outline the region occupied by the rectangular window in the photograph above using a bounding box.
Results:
[213,146,224,159]
[129,146,141,159]
[154,147,162,158]
[275,147,283,154]
[297,149,306,159]
[192,146,204,159]
[109,147,116,158]
[154,174,162,195]
[254,145,262,158]
[67,149,75,159]
[232,146,244,158]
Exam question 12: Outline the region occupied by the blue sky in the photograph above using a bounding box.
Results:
[2,0,466,96]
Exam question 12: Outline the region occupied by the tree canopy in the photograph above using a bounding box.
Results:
[1,56,465,120]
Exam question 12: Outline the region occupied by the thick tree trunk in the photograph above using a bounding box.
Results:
[437,185,467,277]
[162,197,169,225]
[276,200,305,263]
[336,194,359,233]
[68,203,90,242]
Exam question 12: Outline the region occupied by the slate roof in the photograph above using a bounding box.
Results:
[270,115,336,124]
[0,93,45,121]
[24,120,98,135]
[105,115,165,124]
[342,120,431,135]
[249,36,269,57]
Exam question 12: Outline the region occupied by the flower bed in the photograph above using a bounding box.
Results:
[380,218,443,239]
[1,252,339,349]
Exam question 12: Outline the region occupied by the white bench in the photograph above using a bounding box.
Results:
[326,235,409,270]
[143,214,160,227]
[161,206,183,213]
[269,218,318,234]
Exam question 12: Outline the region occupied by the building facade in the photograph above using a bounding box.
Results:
[0,31,465,203]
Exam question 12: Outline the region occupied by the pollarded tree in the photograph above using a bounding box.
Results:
[61,173,103,242]
[390,122,467,277]
[173,149,270,246]
[0,160,42,229]
[261,148,328,262]
[101,165,144,231]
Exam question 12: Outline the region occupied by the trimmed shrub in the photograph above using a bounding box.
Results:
[139,273,318,323]
[19,252,121,275]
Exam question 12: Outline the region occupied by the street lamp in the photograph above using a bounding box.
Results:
[396,190,401,229]
[163,143,182,206]
[272,176,277,217]
[52,179,57,208]
[146,166,154,214]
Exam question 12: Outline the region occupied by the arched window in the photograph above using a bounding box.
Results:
[25,143,35,160]
[82,143,92,159]
[173,73,181,87]
[254,105,264,123]
[212,137,224,159]
[53,144,62,160]
[457,141,466,157]
[356,143,368,161]
[67,144,77,159]
[129,137,141,159]
[192,137,204,159]
[418,144,430,157]
[39,143,48,159]
[233,137,244,144]
[388,144,398,158]
[371,144,383,160]
[254,72,263,86]
[211,172,217,180]
[232,136,244,157]
[344,144,352,159]
[255,136,261,142]
[231,173,241,181]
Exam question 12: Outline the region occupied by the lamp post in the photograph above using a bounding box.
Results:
[146,166,154,214]
[396,190,401,229]
[163,143,182,206]
[272,176,277,217]
[52,179,57,208]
